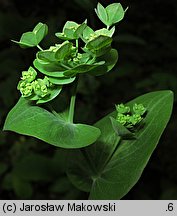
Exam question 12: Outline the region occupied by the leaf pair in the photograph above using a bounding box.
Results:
[12,22,48,48]
[95,3,125,28]
[3,98,101,148]
[55,21,87,40]
[84,35,113,57]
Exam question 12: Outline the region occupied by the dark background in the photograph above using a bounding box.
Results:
[0,0,177,199]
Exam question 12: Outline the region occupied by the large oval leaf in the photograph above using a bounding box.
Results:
[3,98,101,149]
[67,90,173,199]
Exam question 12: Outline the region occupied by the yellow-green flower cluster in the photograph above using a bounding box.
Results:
[116,103,146,129]
[17,67,51,99]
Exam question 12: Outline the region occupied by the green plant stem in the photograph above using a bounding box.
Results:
[68,76,79,123]
[76,39,79,55]
[60,63,71,70]
[37,45,43,51]
[76,39,79,49]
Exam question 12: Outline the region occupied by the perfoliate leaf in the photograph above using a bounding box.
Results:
[85,35,112,57]
[63,62,105,76]
[67,91,173,199]
[106,3,125,27]
[88,49,118,76]
[101,48,118,72]
[55,32,69,41]
[55,42,73,60]
[48,76,76,85]
[36,85,62,104]
[55,21,86,40]
[12,22,48,48]
[95,3,108,26]
[33,59,65,77]
[82,26,94,42]
[110,117,135,139]
[3,98,101,149]
[33,22,48,44]
[63,21,79,30]
[74,22,87,39]
[37,50,56,62]
[95,27,115,38]
[12,32,37,48]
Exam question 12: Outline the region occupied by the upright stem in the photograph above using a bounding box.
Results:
[76,39,79,49]
[68,76,79,123]
[76,39,79,55]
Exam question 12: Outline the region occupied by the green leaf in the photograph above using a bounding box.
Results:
[48,76,76,85]
[74,22,87,39]
[95,27,115,37]
[63,21,79,30]
[55,21,86,40]
[12,22,48,48]
[110,117,135,139]
[33,59,65,77]
[55,42,73,60]
[33,22,48,44]
[37,50,56,62]
[85,35,112,57]
[63,62,104,76]
[3,98,101,148]
[88,49,118,76]
[82,26,94,42]
[101,48,118,72]
[106,3,125,27]
[67,91,173,199]
[12,32,37,48]
[36,85,62,104]
[95,3,108,26]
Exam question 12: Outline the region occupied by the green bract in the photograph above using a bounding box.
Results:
[55,21,87,40]
[12,22,48,48]
[95,2,125,28]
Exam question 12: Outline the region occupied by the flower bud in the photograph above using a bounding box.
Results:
[21,67,37,83]
[17,81,33,97]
